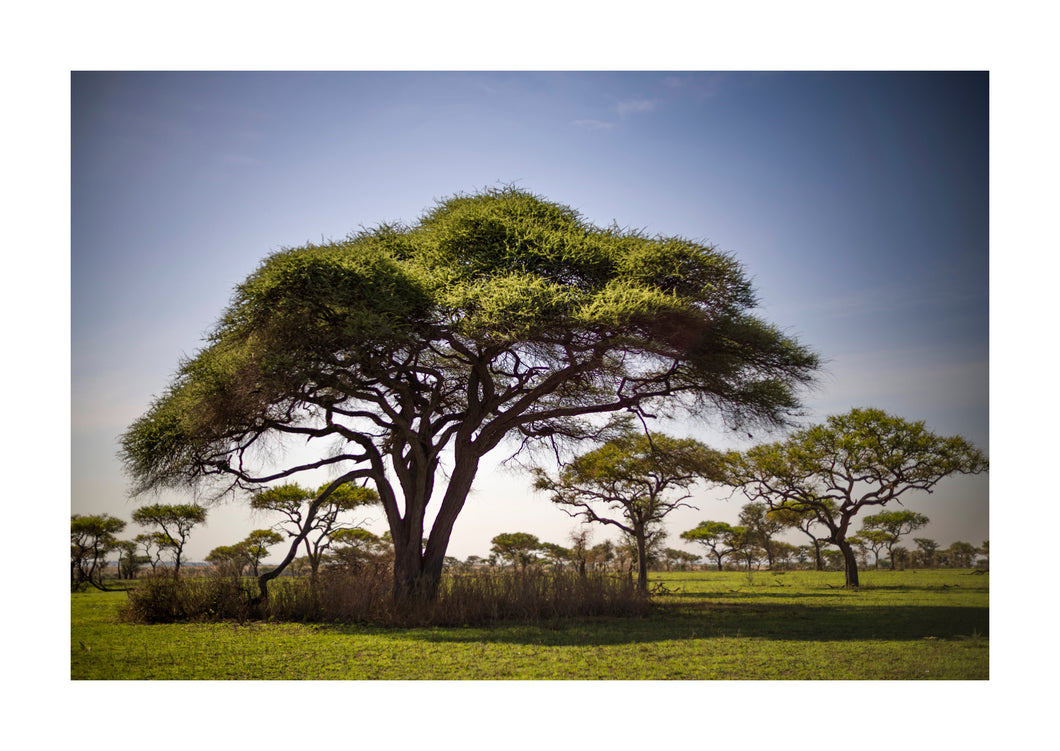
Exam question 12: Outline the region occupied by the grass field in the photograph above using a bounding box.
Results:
[70,568,988,680]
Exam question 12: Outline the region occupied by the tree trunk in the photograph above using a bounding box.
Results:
[635,531,649,594]
[838,539,860,587]
[390,450,481,602]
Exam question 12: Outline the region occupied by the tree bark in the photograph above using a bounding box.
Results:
[838,540,860,587]
[635,530,649,594]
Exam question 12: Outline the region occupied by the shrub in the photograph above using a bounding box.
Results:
[120,572,254,624]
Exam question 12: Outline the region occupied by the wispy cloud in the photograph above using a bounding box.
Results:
[616,99,655,117]
[572,119,615,131]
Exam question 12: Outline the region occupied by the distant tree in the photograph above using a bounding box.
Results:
[891,546,911,570]
[946,541,978,568]
[913,538,940,567]
[680,521,738,571]
[739,502,785,569]
[589,540,615,572]
[822,549,845,571]
[770,540,800,569]
[534,430,723,593]
[662,547,701,571]
[242,529,284,577]
[728,525,764,571]
[131,504,207,578]
[114,539,144,580]
[861,510,930,570]
[250,481,380,595]
[490,532,541,572]
[538,542,572,570]
[766,500,836,571]
[135,532,175,573]
[206,544,251,578]
[568,528,592,577]
[848,530,891,569]
[71,514,126,590]
[978,540,989,568]
[328,527,391,570]
[723,408,988,586]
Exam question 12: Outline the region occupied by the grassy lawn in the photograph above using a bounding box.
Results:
[71,568,988,680]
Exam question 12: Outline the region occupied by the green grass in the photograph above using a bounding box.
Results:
[71,568,988,680]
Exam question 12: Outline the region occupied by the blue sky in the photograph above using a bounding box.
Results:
[71,71,989,564]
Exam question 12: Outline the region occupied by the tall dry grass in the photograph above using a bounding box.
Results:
[121,565,650,626]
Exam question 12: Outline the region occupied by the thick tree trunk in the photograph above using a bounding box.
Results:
[635,531,649,594]
[838,539,860,587]
[390,451,481,602]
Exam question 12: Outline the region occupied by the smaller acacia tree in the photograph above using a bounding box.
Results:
[136,532,176,573]
[848,530,891,569]
[114,539,144,580]
[490,532,541,572]
[71,514,127,590]
[534,430,723,594]
[739,502,785,569]
[723,408,988,587]
[206,544,251,578]
[913,538,940,567]
[131,503,207,578]
[242,529,284,577]
[680,521,738,571]
[328,527,392,570]
[860,510,930,570]
[766,499,836,571]
[250,481,381,586]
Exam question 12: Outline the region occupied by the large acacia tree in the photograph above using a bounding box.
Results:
[120,187,818,600]
[723,408,988,587]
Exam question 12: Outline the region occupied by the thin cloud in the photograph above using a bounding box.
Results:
[572,119,615,130]
[616,99,655,117]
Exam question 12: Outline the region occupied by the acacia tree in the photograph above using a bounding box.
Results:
[848,530,890,569]
[568,528,592,577]
[913,538,940,567]
[724,408,988,587]
[861,509,930,569]
[119,187,818,600]
[680,520,738,571]
[489,532,541,572]
[738,502,785,569]
[250,481,379,594]
[206,543,251,578]
[71,514,126,591]
[534,430,723,593]
[131,503,207,578]
[766,499,836,571]
[242,529,284,577]
[136,532,175,573]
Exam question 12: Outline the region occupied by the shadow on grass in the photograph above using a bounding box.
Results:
[312,602,988,647]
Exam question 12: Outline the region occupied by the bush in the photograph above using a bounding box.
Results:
[120,572,255,624]
[121,566,650,626]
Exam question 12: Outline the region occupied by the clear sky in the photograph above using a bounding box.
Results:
[71,70,989,564]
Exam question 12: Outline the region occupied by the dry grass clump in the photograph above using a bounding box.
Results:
[121,566,649,626]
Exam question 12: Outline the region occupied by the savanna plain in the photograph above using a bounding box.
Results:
[71,569,988,680]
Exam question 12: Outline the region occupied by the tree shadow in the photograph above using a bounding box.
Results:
[312,601,988,647]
